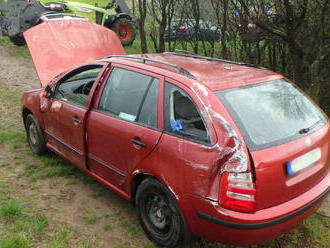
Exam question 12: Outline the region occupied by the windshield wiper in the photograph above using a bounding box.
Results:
[299,120,323,134]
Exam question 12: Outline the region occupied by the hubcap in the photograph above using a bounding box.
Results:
[118,24,130,40]
[146,194,171,232]
[29,123,38,145]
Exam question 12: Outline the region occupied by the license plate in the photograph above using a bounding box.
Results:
[286,148,321,176]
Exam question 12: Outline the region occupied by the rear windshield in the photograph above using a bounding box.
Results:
[216,79,327,151]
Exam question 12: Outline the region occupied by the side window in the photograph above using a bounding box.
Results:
[98,67,159,128]
[164,82,209,143]
[138,79,159,127]
[54,66,102,107]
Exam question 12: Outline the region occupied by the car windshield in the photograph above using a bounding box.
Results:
[216,79,327,151]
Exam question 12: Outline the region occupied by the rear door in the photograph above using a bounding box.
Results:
[44,64,105,170]
[86,65,163,187]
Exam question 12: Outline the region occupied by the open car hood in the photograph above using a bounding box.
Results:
[24,17,125,87]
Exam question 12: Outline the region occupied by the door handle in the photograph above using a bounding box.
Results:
[72,117,81,124]
[130,139,146,148]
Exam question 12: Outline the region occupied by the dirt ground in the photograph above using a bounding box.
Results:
[0,45,329,248]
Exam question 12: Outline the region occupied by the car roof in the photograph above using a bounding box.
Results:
[103,53,282,92]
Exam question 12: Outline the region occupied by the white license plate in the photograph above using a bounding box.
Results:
[286,148,321,176]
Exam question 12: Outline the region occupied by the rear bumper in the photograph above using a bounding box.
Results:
[197,187,329,230]
[179,169,330,246]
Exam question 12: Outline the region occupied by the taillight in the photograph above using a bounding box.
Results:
[219,172,257,212]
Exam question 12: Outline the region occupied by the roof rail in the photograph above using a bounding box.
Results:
[174,49,196,55]
[104,55,196,79]
[163,52,262,69]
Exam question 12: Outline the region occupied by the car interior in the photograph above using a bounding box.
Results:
[55,67,101,106]
[170,90,208,141]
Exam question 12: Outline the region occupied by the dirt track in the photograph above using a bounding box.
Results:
[0,44,329,248]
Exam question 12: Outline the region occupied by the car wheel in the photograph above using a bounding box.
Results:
[136,179,191,248]
[25,114,47,155]
[109,17,136,46]
[9,35,26,46]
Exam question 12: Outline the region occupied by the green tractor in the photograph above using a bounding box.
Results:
[0,0,136,46]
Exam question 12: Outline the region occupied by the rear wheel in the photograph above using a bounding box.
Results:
[25,114,47,155]
[136,179,192,248]
[109,17,136,46]
[9,35,26,46]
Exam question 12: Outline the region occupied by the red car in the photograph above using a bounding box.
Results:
[22,17,330,247]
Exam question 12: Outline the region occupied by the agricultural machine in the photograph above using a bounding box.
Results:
[0,0,136,46]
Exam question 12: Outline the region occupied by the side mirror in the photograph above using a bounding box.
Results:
[45,85,53,98]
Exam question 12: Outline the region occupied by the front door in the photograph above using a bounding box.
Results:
[86,66,163,187]
[44,65,104,170]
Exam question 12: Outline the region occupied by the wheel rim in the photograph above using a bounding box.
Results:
[28,123,38,145]
[143,192,173,238]
[118,24,131,41]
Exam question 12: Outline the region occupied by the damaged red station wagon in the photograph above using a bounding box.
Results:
[21,17,330,247]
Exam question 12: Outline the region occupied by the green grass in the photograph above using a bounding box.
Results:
[91,191,102,199]
[0,233,32,248]
[84,215,99,224]
[122,219,140,238]
[103,223,112,231]
[47,229,71,248]
[0,199,23,221]
[0,182,50,248]
[32,214,49,234]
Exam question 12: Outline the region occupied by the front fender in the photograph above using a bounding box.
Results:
[22,89,45,130]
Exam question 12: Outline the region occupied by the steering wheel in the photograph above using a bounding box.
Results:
[82,81,94,95]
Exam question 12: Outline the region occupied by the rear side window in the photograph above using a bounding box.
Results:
[98,67,159,128]
[164,82,209,143]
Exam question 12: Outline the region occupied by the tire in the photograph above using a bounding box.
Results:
[136,179,192,248]
[108,17,136,46]
[9,35,26,46]
[25,114,47,155]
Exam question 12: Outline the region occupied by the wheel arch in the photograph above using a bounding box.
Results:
[130,172,153,203]
[22,107,33,129]
[130,172,178,204]
[105,13,132,27]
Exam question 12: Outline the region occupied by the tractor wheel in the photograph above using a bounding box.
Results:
[109,17,136,46]
[9,35,26,46]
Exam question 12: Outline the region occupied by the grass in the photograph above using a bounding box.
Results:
[122,219,140,238]
[84,215,99,224]
[103,223,112,231]
[0,182,49,248]
[47,229,71,248]
[0,233,32,248]
[0,199,23,220]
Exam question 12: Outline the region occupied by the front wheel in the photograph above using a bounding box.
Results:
[25,114,47,155]
[108,17,136,46]
[136,179,192,248]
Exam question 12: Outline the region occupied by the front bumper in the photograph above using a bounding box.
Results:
[179,169,330,246]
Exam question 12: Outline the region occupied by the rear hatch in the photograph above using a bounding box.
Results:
[24,16,125,87]
[216,79,330,210]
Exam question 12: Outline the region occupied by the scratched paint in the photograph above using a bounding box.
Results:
[191,81,248,174]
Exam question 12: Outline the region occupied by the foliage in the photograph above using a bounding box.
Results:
[134,0,330,114]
